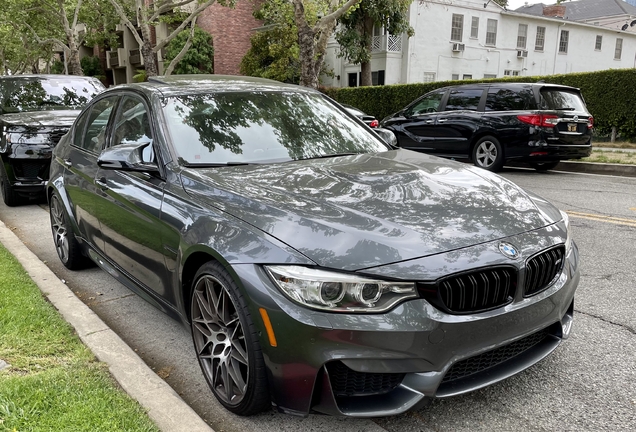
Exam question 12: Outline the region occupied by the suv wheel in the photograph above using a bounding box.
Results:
[530,161,560,172]
[473,136,504,172]
[0,162,21,206]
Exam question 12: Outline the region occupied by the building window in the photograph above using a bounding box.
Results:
[371,70,385,85]
[463,74,473,80]
[504,70,520,76]
[423,72,436,82]
[486,19,497,46]
[517,24,528,49]
[535,26,545,51]
[484,74,497,79]
[452,73,460,80]
[451,14,463,42]
[471,17,479,38]
[559,30,569,53]
[615,38,623,59]
[595,35,602,51]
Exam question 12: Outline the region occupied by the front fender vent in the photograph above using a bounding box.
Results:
[326,361,404,397]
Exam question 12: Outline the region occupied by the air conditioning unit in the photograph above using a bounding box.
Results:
[517,49,528,58]
[452,43,465,52]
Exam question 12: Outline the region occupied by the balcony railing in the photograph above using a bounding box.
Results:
[371,34,402,53]
[108,50,120,68]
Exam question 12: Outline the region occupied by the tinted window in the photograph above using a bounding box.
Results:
[539,89,586,112]
[406,91,445,116]
[0,77,104,113]
[485,88,536,111]
[80,97,117,154]
[73,110,90,149]
[162,92,388,165]
[445,89,484,111]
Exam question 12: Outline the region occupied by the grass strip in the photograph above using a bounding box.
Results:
[582,149,636,165]
[0,244,159,432]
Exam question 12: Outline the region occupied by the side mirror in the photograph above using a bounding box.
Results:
[97,140,159,173]
[374,127,398,148]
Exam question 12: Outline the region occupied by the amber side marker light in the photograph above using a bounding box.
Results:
[259,308,278,347]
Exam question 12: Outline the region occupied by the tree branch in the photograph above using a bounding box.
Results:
[107,0,145,47]
[23,22,68,50]
[320,0,361,26]
[150,0,197,21]
[153,0,216,53]
[164,16,197,76]
[71,0,84,30]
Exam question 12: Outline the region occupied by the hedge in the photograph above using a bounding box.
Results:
[322,68,636,138]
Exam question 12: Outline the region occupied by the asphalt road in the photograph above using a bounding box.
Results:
[1,167,635,431]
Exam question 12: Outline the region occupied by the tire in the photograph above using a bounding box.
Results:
[49,193,92,270]
[472,136,504,172]
[530,161,560,172]
[0,162,21,207]
[191,261,270,416]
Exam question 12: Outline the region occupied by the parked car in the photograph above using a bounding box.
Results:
[342,103,379,127]
[380,82,593,172]
[0,74,105,206]
[48,75,579,417]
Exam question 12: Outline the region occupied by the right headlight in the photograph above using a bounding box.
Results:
[560,210,572,253]
[265,265,418,313]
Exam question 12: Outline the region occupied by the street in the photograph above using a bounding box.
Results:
[1,167,634,431]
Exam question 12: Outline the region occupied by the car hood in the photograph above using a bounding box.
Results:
[0,110,80,128]
[180,150,562,271]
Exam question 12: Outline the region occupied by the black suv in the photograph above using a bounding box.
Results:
[380,83,593,172]
[0,75,104,206]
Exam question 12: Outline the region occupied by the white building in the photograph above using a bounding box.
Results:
[323,0,636,87]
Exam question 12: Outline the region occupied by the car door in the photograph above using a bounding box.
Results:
[391,89,447,151]
[94,95,174,303]
[63,95,119,254]
[435,88,486,157]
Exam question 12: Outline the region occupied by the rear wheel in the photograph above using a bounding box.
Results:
[530,161,560,172]
[49,193,91,270]
[472,136,504,172]
[191,261,270,415]
[0,162,21,206]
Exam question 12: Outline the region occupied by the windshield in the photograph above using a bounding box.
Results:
[0,77,105,113]
[162,91,389,165]
[539,89,587,112]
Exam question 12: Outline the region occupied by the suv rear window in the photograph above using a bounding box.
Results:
[485,88,536,111]
[539,89,586,112]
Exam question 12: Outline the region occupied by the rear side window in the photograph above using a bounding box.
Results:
[445,89,483,111]
[485,88,536,111]
[539,89,587,112]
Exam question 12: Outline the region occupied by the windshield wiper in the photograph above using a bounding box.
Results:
[183,161,251,167]
[302,152,359,160]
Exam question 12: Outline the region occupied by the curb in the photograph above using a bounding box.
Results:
[555,161,636,177]
[0,220,213,432]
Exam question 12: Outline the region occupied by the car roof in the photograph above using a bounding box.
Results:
[432,82,580,92]
[0,74,100,81]
[108,74,315,98]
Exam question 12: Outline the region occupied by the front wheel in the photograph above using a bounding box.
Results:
[49,193,91,270]
[530,161,560,172]
[0,162,21,206]
[191,261,270,415]
[472,136,504,172]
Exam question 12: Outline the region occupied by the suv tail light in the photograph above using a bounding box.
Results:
[517,114,559,128]
[369,119,379,128]
[587,117,594,129]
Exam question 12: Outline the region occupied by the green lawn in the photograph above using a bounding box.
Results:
[582,149,636,165]
[0,244,158,432]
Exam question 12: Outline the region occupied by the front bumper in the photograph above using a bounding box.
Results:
[233,226,580,417]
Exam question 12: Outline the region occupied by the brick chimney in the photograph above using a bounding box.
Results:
[543,5,566,18]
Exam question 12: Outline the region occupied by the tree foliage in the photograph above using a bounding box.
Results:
[335,0,413,86]
[163,26,214,75]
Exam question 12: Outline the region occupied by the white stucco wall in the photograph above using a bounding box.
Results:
[324,0,636,87]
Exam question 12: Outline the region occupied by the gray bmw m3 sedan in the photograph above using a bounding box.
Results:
[47,75,579,417]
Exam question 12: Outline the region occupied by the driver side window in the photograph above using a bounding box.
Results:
[407,91,445,116]
[111,96,155,163]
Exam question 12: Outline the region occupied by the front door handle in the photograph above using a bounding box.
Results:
[425,119,434,124]
[95,177,108,189]
[438,118,448,123]
[64,158,72,167]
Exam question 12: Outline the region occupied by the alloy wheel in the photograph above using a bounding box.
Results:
[50,196,70,263]
[191,275,249,406]
[475,141,498,168]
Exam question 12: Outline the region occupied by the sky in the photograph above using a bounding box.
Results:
[507,0,544,10]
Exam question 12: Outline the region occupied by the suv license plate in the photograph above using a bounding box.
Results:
[567,123,578,132]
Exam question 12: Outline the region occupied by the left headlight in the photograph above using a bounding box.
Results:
[6,132,51,145]
[560,210,572,253]
[265,265,418,313]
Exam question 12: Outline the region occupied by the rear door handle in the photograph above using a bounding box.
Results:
[64,158,72,167]
[425,119,434,124]
[95,177,108,189]
[438,118,448,123]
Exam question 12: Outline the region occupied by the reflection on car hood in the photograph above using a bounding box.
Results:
[180,150,562,271]
[0,110,80,127]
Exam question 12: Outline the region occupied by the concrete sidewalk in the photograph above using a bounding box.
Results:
[0,219,213,432]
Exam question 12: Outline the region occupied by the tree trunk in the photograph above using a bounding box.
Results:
[66,37,83,76]
[138,1,158,77]
[359,15,374,86]
[294,2,319,88]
